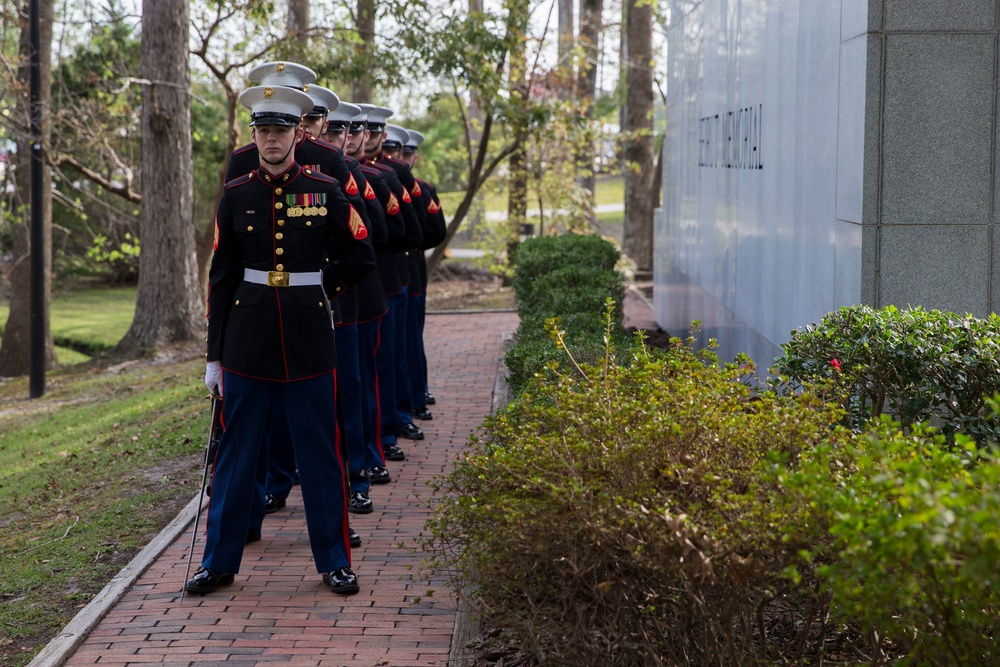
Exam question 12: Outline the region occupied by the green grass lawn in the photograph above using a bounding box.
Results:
[0,284,136,363]
[0,282,207,666]
[436,173,624,218]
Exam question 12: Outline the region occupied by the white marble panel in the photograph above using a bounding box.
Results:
[836,35,866,224]
[660,0,860,367]
[841,0,867,41]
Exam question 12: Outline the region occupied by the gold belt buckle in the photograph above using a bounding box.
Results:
[267,270,290,287]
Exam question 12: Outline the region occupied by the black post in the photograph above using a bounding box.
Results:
[28,0,45,398]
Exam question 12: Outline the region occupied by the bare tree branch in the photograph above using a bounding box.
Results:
[48,152,142,203]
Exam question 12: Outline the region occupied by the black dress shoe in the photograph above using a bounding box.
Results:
[264,493,286,514]
[323,567,360,595]
[185,567,234,595]
[398,422,424,440]
[349,527,362,548]
[412,407,433,421]
[425,392,436,405]
[367,465,391,484]
[348,490,373,514]
[245,532,261,544]
[383,442,406,461]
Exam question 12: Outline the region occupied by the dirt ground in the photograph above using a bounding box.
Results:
[425,263,515,311]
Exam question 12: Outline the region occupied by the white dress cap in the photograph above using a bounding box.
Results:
[247,61,317,89]
[305,85,340,116]
[328,102,362,124]
[239,85,314,126]
[383,123,410,147]
[403,129,425,150]
[356,104,394,127]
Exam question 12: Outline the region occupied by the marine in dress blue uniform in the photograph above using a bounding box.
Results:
[346,109,412,481]
[322,102,391,513]
[401,128,447,411]
[379,123,434,428]
[223,65,374,550]
[187,84,375,597]
[356,105,425,456]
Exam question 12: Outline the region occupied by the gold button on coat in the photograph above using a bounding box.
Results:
[275,232,283,240]
[235,299,240,305]
[247,226,253,231]
[276,264,284,271]
[275,187,283,195]
[275,202,283,209]
[276,247,284,255]
[306,221,312,226]
[278,220,285,226]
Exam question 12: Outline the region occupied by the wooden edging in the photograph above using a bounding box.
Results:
[26,494,201,667]
[447,330,515,666]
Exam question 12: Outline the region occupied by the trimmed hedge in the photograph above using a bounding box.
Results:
[774,304,1000,442]
[505,234,628,395]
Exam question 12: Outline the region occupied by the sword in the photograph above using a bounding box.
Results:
[180,394,223,603]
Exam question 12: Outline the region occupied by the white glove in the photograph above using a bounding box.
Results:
[204,361,224,397]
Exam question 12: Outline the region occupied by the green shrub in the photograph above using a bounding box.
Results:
[763,420,1000,664]
[428,318,851,665]
[517,267,624,320]
[774,305,1000,442]
[504,310,633,392]
[513,234,620,285]
[504,234,626,396]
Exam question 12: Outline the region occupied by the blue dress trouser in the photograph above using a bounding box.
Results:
[335,323,367,493]
[264,406,297,502]
[393,285,414,426]
[358,316,385,481]
[203,371,351,574]
[419,293,429,395]
[407,291,427,411]
[378,293,402,446]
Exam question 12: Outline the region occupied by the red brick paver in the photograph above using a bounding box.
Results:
[63,311,518,667]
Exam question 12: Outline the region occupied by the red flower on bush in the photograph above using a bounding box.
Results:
[830,358,841,371]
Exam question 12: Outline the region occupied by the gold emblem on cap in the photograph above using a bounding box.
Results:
[263,86,274,98]
[303,84,310,92]
[276,62,287,72]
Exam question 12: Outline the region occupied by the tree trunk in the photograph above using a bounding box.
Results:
[116,0,202,357]
[557,0,574,81]
[622,0,654,277]
[506,0,529,273]
[281,0,310,61]
[576,0,602,216]
[0,0,55,376]
[353,0,375,102]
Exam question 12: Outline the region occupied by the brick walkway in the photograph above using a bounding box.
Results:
[60,311,519,667]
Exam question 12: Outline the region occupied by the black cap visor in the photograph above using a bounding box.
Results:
[304,105,328,118]
[250,111,301,127]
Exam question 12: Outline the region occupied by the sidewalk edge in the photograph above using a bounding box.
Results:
[447,330,515,666]
[26,494,200,667]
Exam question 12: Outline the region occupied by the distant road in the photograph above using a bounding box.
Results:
[446,202,624,223]
[436,202,626,259]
